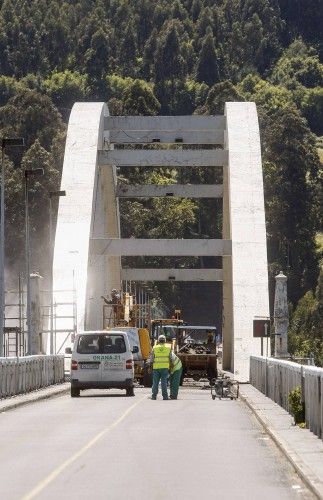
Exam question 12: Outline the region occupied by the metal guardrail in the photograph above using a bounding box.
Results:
[0,355,65,399]
[250,356,323,440]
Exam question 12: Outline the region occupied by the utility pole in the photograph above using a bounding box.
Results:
[0,138,24,357]
[49,190,66,354]
[25,168,44,355]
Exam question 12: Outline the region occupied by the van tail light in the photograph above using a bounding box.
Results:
[71,360,78,370]
[126,359,133,369]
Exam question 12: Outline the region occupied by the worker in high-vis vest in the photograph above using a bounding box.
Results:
[149,334,171,400]
[169,352,182,400]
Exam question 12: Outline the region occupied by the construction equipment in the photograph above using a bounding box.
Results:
[102,291,152,386]
[211,374,239,400]
[151,314,218,384]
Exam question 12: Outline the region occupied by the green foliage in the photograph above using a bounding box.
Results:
[0,0,321,328]
[196,32,219,86]
[271,39,323,90]
[122,80,160,116]
[0,89,64,150]
[238,74,294,112]
[289,268,323,366]
[43,71,89,111]
[261,107,320,302]
[199,80,244,114]
[301,87,323,135]
[5,140,61,272]
[0,75,21,106]
[288,386,305,425]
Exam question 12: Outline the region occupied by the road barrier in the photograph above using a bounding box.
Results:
[0,355,65,398]
[250,356,323,440]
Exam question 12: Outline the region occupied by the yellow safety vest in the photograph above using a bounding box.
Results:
[153,344,171,370]
[170,354,182,374]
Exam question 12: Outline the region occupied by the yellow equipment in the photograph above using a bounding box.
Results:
[151,312,218,384]
[102,291,152,386]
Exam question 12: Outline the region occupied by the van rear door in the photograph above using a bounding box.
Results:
[74,333,101,383]
[100,333,129,382]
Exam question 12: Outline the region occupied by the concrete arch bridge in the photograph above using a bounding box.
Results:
[52,102,269,381]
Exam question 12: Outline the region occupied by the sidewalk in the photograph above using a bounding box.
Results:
[0,383,70,413]
[240,384,323,499]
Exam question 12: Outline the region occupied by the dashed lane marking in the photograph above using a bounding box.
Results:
[21,394,148,500]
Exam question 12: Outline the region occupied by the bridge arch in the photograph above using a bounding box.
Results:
[52,102,269,381]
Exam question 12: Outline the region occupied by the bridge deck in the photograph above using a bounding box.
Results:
[0,388,311,499]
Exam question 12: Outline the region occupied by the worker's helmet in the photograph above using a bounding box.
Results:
[158,334,166,343]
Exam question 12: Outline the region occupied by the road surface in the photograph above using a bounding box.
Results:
[0,387,313,500]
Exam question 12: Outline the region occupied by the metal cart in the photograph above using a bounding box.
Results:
[211,375,239,400]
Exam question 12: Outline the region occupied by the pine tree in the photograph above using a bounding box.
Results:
[196,33,219,86]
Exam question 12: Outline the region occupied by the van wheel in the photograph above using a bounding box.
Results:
[71,387,80,397]
[126,387,135,397]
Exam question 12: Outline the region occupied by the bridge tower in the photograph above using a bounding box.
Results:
[52,102,269,381]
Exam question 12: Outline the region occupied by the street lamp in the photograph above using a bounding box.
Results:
[49,190,66,354]
[0,138,24,357]
[25,167,44,355]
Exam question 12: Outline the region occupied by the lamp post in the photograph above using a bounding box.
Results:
[0,138,24,357]
[49,190,66,354]
[25,168,44,355]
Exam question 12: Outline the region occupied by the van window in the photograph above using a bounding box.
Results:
[102,335,126,354]
[77,335,100,354]
[77,334,126,354]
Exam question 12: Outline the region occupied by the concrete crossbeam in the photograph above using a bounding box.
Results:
[104,115,225,132]
[116,184,223,198]
[121,268,223,281]
[104,130,224,145]
[98,149,228,167]
[90,238,232,256]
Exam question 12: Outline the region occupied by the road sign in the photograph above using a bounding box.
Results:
[253,319,270,338]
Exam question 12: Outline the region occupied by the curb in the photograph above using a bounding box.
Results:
[239,392,323,500]
[0,384,70,414]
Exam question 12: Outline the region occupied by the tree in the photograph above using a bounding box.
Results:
[122,80,160,115]
[119,21,137,76]
[43,71,89,115]
[196,32,220,86]
[0,76,20,106]
[84,28,110,97]
[271,40,323,89]
[154,22,186,81]
[289,268,323,366]
[142,28,158,80]
[261,107,320,303]
[238,74,294,112]
[0,89,64,151]
[5,140,60,274]
[198,80,244,114]
[301,87,323,135]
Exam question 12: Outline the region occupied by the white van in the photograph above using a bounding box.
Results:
[69,330,137,397]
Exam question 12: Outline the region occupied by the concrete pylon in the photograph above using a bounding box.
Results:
[51,103,121,353]
[274,271,289,358]
[223,103,270,381]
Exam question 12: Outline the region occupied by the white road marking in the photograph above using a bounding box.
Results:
[21,394,147,500]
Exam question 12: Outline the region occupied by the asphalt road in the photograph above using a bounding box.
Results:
[0,387,313,500]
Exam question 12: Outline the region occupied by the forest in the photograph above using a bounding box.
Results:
[0,0,322,362]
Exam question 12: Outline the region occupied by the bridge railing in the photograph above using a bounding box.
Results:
[0,355,65,399]
[250,356,323,440]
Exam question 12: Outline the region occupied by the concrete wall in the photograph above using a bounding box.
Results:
[223,103,270,381]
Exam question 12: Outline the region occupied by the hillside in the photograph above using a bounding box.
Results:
[0,0,322,360]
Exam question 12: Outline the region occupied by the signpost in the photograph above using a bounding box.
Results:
[253,318,270,356]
